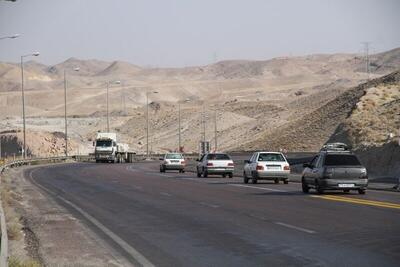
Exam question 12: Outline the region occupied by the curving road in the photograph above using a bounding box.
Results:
[26,162,400,267]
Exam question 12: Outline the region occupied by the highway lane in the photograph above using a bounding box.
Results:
[26,162,400,267]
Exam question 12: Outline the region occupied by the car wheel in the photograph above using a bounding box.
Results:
[251,171,258,184]
[181,170,185,173]
[358,189,366,195]
[302,178,309,193]
[274,178,279,184]
[228,173,233,178]
[203,169,208,178]
[196,168,201,177]
[316,184,324,194]
[243,171,249,184]
[283,179,289,184]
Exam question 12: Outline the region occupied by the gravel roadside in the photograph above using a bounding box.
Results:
[1,165,130,267]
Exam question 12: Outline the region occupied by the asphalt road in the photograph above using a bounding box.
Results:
[26,162,400,267]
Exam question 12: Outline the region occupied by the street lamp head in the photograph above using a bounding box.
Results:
[11,34,20,39]
[73,67,80,72]
[32,52,40,56]
[114,80,121,85]
[153,91,159,94]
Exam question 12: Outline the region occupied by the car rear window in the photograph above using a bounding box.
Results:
[324,154,361,166]
[258,153,285,162]
[207,154,231,160]
[166,154,183,159]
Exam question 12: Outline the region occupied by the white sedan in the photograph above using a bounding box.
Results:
[243,152,290,184]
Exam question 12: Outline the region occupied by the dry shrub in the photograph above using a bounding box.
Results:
[8,256,41,267]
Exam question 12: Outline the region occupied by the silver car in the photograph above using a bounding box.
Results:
[160,153,186,173]
[302,144,368,194]
[243,152,290,184]
[196,153,234,178]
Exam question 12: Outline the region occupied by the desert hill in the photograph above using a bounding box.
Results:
[0,47,399,156]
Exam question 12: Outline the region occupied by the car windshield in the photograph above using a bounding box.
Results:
[207,154,231,160]
[166,154,183,159]
[324,154,361,166]
[96,140,112,147]
[258,153,285,162]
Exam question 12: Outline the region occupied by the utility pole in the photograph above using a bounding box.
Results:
[362,42,371,80]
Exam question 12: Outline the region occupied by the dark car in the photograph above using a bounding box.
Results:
[302,143,368,194]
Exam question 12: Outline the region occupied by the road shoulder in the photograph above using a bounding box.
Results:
[1,165,128,267]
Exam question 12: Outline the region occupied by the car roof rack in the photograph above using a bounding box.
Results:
[320,142,351,152]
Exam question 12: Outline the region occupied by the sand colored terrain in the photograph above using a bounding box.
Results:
[0,48,399,156]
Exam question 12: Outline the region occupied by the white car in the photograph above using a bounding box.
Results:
[243,152,290,184]
[160,153,186,173]
[196,153,234,178]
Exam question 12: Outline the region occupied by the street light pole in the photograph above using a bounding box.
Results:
[106,81,109,132]
[178,98,190,152]
[214,107,217,152]
[64,67,79,157]
[146,90,149,158]
[178,102,181,152]
[20,52,40,159]
[105,80,121,132]
[146,90,158,158]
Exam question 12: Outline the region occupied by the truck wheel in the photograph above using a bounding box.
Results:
[302,179,309,193]
[343,189,350,193]
[222,174,226,178]
[283,179,289,184]
[274,178,279,184]
[358,189,366,195]
[228,173,233,178]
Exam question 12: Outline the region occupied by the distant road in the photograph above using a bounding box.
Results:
[27,162,400,267]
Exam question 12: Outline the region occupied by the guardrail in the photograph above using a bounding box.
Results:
[0,156,75,267]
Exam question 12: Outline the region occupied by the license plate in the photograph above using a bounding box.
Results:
[338,184,355,188]
[170,160,179,163]
[267,167,280,170]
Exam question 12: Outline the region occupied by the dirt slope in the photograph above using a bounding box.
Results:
[238,70,400,152]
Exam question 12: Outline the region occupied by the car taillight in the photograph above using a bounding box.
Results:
[256,165,264,171]
[228,162,234,167]
[207,162,213,166]
[181,160,186,165]
[360,169,368,179]
[284,165,290,171]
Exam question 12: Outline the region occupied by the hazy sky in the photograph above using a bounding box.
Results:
[0,0,399,67]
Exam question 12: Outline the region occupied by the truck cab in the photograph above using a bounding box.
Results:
[94,132,118,163]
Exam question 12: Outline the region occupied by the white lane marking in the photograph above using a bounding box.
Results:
[274,222,316,234]
[160,192,172,197]
[229,184,287,192]
[199,202,220,208]
[29,169,155,267]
